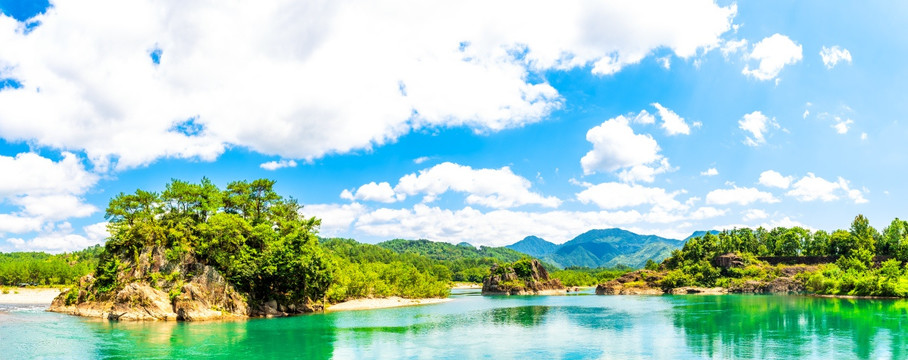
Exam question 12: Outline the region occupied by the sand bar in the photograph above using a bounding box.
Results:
[327,296,452,312]
[0,288,62,306]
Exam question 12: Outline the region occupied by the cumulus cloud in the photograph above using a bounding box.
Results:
[348,162,560,208]
[4,221,109,253]
[706,186,778,206]
[396,162,560,208]
[701,168,719,176]
[758,170,792,189]
[832,117,853,134]
[581,114,672,182]
[742,34,803,81]
[340,182,401,203]
[0,152,98,237]
[652,103,691,135]
[0,0,737,169]
[738,111,778,146]
[721,38,747,58]
[820,46,852,69]
[576,182,684,210]
[742,209,768,221]
[302,202,367,236]
[259,159,297,170]
[786,173,867,204]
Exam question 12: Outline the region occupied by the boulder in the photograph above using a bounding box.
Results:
[595,270,664,295]
[714,253,745,269]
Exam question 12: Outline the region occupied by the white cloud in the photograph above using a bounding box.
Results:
[616,158,674,183]
[738,111,778,146]
[820,46,852,69]
[0,152,97,197]
[706,186,778,206]
[0,152,98,237]
[259,159,297,171]
[701,168,719,176]
[657,56,671,70]
[742,34,803,81]
[785,173,867,204]
[689,206,726,220]
[0,0,737,169]
[861,132,868,140]
[721,38,747,58]
[340,182,401,203]
[742,209,768,221]
[302,202,367,237]
[759,170,792,189]
[632,110,656,125]
[413,156,432,164]
[802,109,810,119]
[11,194,97,221]
[581,114,671,182]
[394,162,560,208]
[4,222,109,253]
[576,182,684,210]
[652,103,691,135]
[832,117,853,134]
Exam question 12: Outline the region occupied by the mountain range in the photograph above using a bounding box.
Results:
[506,228,707,269]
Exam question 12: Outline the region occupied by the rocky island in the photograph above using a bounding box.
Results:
[49,178,451,321]
[482,259,565,295]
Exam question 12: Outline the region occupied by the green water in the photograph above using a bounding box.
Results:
[3,289,907,359]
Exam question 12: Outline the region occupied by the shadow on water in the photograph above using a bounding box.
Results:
[669,295,908,360]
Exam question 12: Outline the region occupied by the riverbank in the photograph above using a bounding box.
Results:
[0,287,62,305]
[451,282,481,289]
[327,297,452,312]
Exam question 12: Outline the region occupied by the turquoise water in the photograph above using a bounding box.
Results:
[3,289,907,359]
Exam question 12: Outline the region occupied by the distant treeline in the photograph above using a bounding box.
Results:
[0,245,103,286]
[661,215,908,297]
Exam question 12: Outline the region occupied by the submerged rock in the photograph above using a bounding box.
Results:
[482,259,565,295]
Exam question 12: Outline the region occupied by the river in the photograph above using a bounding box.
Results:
[2,289,906,359]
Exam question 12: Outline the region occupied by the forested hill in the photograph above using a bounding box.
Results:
[507,236,558,258]
[0,245,103,286]
[506,229,689,269]
[378,239,526,263]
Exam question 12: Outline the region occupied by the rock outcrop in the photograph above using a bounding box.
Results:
[595,270,664,295]
[50,246,320,321]
[713,253,745,269]
[482,259,565,295]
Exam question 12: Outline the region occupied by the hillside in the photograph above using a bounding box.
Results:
[507,236,558,258]
[507,229,693,269]
[378,239,526,262]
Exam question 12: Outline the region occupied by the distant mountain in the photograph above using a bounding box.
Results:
[507,228,686,269]
[684,230,720,241]
[506,236,558,258]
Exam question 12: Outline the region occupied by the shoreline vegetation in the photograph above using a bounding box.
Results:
[596,214,908,297]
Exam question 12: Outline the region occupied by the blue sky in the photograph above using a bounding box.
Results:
[1,0,906,252]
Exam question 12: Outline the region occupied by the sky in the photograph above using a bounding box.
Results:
[2,0,908,253]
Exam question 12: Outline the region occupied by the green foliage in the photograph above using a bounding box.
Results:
[550,267,630,287]
[0,245,102,286]
[656,214,908,297]
[320,239,449,302]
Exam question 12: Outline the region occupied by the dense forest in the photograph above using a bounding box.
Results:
[661,215,908,296]
[0,246,102,286]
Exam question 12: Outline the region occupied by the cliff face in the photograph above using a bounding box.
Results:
[49,246,320,321]
[482,259,565,295]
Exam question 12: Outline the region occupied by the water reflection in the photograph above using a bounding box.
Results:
[4,295,908,359]
[669,295,908,359]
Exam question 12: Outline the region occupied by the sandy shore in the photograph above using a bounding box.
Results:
[0,288,62,305]
[451,283,481,289]
[327,296,452,312]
